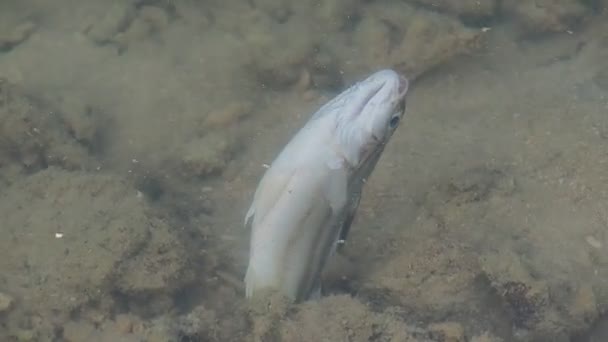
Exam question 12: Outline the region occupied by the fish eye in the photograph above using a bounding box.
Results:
[389,115,400,129]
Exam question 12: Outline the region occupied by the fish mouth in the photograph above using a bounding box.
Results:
[358,76,402,113]
[365,71,409,107]
[339,70,408,122]
[351,82,384,117]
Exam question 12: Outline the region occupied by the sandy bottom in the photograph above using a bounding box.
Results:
[0,1,607,341]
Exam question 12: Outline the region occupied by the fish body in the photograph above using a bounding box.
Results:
[244,69,409,302]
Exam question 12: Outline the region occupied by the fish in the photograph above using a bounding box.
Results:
[244,69,409,302]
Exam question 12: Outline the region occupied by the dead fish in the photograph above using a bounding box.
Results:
[244,69,410,302]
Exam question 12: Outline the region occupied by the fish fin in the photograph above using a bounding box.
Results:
[244,167,295,229]
[324,157,351,255]
[336,193,361,251]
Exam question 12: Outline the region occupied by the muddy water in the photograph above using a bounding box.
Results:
[0,1,607,341]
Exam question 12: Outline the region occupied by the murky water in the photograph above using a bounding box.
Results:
[0,1,607,341]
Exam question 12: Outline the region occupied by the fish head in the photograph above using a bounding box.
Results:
[336,69,409,167]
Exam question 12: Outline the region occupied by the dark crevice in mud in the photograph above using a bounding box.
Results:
[135,175,165,201]
[110,290,176,319]
[132,173,215,222]
[470,274,516,339]
[20,152,49,174]
[476,270,549,336]
[173,283,208,314]
[352,286,408,315]
[322,276,360,299]
[67,112,112,158]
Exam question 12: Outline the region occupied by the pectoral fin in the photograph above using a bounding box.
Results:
[244,167,295,229]
[326,156,361,252]
[336,192,361,252]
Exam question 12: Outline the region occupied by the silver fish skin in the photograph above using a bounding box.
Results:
[244,69,409,302]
